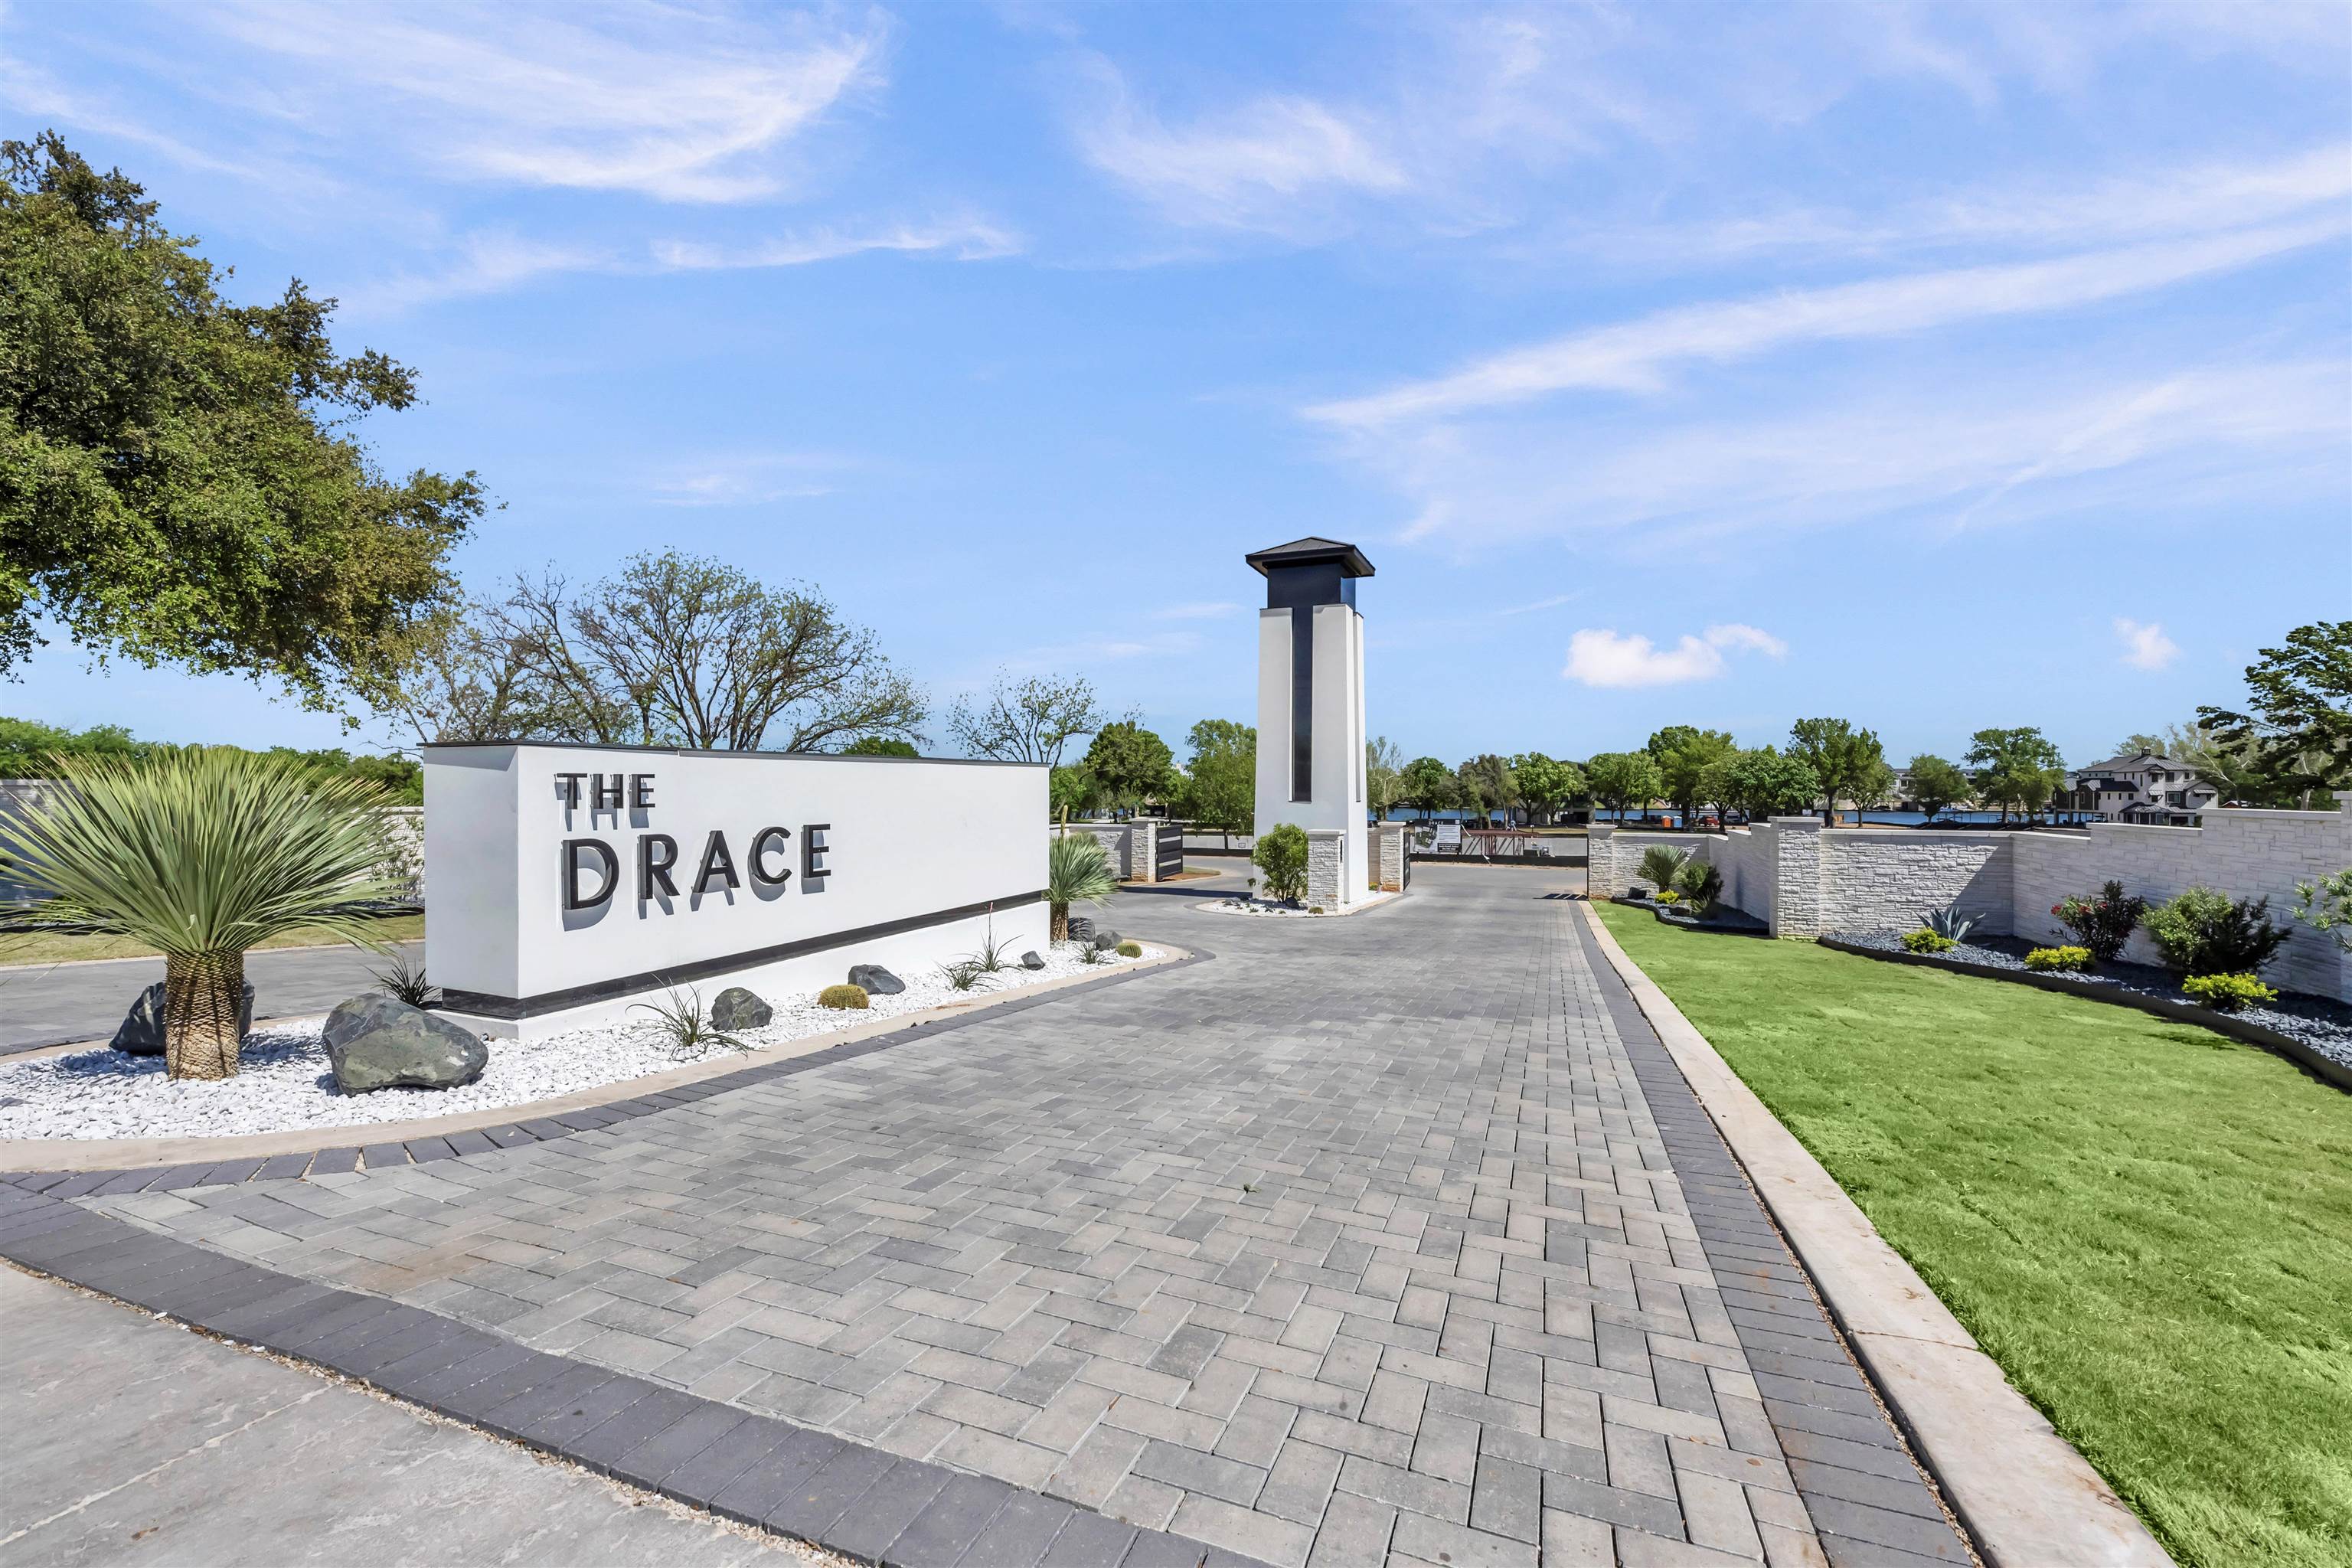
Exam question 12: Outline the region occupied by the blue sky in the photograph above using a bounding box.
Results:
[8,2,2349,769]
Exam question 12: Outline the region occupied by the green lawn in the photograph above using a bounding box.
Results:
[0,913,423,969]
[1593,903,2351,1568]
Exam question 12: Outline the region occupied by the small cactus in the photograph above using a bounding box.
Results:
[818,983,869,1010]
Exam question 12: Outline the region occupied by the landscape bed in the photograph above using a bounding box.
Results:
[1826,928,2352,1084]
[1595,903,2352,1568]
[0,941,1163,1142]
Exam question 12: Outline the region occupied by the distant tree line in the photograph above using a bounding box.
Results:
[0,718,422,802]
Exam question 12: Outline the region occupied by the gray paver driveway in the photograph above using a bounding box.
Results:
[79,867,1944,1567]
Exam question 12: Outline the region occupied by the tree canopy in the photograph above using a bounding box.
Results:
[1788,717,1886,824]
[1180,719,1255,831]
[0,717,420,800]
[2197,621,2351,808]
[841,735,918,757]
[1083,719,1174,812]
[1905,753,1969,821]
[1710,746,1818,822]
[946,671,1102,766]
[1586,751,1662,819]
[1965,726,2066,822]
[1,133,481,716]
[1366,736,1405,820]
[1511,752,1583,825]
[1400,756,1454,818]
[384,553,923,752]
[1647,726,1735,828]
[1458,753,1517,824]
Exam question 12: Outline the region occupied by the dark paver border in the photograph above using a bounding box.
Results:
[0,1183,1265,1568]
[1567,912,1978,1568]
[2,948,1214,1197]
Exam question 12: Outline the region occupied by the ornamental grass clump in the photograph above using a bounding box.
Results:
[632,986,749,1060]
[2142,887,2289,977]
[2053,880,2147,962]
[2181,972,2278,1011]
[1047,833,1115,942]
[2024,946,2092,973]
[8,748,397,1080]
[818,983,869,1010]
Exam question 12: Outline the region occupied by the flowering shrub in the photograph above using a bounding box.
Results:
[2024,946,2092,972]
[1902,928,1955,954]
[2053,881,2147,962]
[2181,972,2277,1011]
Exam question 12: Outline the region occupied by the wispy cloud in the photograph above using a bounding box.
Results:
[645,452,848,508]
[1310,217,2348,427]
[652,218,1021,270]
[1363,360,2347,550]
[1564,624,1787,688]
[194,4,885,203]
[2115,618,2181,671]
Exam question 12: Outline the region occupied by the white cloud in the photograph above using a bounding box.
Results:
[1361,360,2347,550]
[652,218,1021,270]
[1149,602,1243,621]
[194,5,884,202]
[353,232,615,312]
[2115,618,2182,671]
[1072,54,1406,235]
[1563,624,1787,688]
[1310,218,2348,427]
[645,453,846,508]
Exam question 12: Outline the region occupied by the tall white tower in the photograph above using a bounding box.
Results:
[1250,537,1374,906]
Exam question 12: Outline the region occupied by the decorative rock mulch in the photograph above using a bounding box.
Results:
[1831,929,2352,1074]
[0,941,1161,1142]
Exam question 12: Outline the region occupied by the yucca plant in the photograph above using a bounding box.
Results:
[1637,845,1689,896]
[8,749,398,1080]
[1047,832,1116,942]
[632,985,748,1060]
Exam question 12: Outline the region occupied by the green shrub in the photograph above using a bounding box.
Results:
[1902,928,1955,954]
[2024,946,2092,973]
[1307,906,1324,916]
[1676,859,1723,910]
[817,983,868,1009]
[1655,890,1681,906]
[2181,972,2277,1011]
[2053,880,2147,962]
[1116,940,1142,957]
[2142,887,2289,975]
[1637,844,1689,896]
[1253,823,1309,902]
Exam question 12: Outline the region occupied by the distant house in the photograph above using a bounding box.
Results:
[2066,753,2219,825]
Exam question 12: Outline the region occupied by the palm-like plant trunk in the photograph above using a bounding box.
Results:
[164,949,245,1080]
[1050,902,1070,942]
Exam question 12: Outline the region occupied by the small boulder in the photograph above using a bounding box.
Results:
[1091,929,1122,951]
[323,994,488,1094]
[1019,950,1046,970]
[111,981,253,1056]
[710,986,772,1031]
[848,964,904,996]
[1067,916,1095,943]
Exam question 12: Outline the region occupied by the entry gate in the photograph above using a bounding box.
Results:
[1155,826,1184,881]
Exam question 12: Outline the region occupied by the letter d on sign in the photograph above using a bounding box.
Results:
[564,839,619,910]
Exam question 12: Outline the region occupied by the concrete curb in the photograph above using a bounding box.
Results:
[1576,903,2174,1568]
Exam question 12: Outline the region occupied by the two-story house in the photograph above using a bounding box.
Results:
[2066,753,2220,825]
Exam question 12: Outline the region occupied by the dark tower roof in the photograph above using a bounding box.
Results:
[1245,537,1375,578]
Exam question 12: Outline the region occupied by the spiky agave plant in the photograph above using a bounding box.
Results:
[8,749,399,1080]
[1047,831,1116,942]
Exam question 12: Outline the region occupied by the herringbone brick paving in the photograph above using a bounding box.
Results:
[80,867,1964,1566]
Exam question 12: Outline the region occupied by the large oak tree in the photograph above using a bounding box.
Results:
[1,133,480,714]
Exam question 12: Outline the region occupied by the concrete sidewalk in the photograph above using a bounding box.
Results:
[0,1264,816,1566]
[0,942,421,1056]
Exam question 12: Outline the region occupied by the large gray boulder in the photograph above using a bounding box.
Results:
[1019,951,1045,970]
[710,986,772,1031]
[111,982,253,1056]
[323,994,487,1094]
[1091,929,1122,951]
[848,964,904,996]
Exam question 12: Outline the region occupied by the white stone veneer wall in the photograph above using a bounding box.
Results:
[1306,829,1343,907]
[1593,797,2352,1000]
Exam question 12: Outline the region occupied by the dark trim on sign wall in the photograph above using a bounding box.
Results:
[419,740,1045,768]
[439,889,1048,1021]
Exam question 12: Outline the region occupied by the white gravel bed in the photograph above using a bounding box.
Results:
[0,941,1161,1142]
[1197,891,1395,918]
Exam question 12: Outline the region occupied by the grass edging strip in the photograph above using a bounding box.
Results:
[1815,936,2352,1093]
[1576,902,2176,1568]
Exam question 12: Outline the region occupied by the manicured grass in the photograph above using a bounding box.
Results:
[1594,903,2351,1568]
[0,913,423,969]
